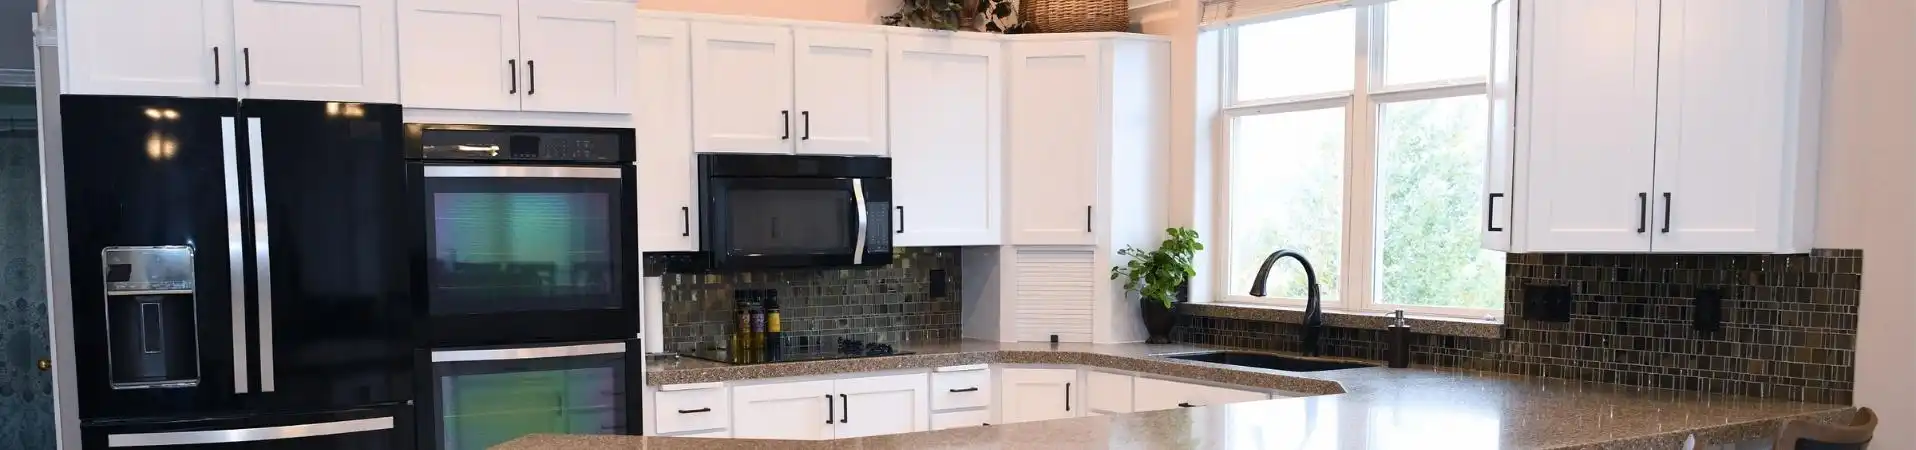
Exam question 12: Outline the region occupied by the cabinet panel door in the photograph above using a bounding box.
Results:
[832,374,928,438]
[62,0,232,97]
[1084,371,1132,413]
[1007,41,1101,246]
[635,18,699,252]
[890,35,1003,247]
[730,380,835,440]
[233,0,399,102]
[1482,0,1517,251]
[1649,0,1802,252]
[396,0,520,111]
[998,368,1076,423]
[793,28,888,156]
[691,22,795,154]
[1515,0,1659,252]
[518,0,634,114]
[1131,377,1197,412]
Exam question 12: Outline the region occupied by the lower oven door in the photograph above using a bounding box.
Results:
[423,339,640,450]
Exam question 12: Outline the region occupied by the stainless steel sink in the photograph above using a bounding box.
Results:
[1161,351,1375,372]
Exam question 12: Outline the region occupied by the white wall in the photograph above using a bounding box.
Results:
[639,0,900,24]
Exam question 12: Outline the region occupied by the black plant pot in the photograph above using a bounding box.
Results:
[1141,295,1178,344]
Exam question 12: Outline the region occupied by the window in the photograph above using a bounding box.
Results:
[1219,0,1504,318]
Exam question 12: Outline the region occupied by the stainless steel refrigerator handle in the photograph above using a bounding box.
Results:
[245,117,276,392]
[430,342,626,363]
[105,417,394,447]
[851,179,867,265]
[220,117,249,394]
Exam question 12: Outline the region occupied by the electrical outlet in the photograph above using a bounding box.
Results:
[1694,287,1723,332]
[1523,285,1573,323]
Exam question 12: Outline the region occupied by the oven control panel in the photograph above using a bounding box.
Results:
[406,124,634,163]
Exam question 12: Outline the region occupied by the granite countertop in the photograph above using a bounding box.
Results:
[499,340,1853,450]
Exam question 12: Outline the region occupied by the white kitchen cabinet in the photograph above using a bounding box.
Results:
[231,0,397,102]
[1481,0,1518,252]
[517,0,635,114]
[833,373,930,438]
[930,409,990,430]
[1006,40,1101,246]
[635,18,700,252]
[929,365,992,410]
[397,0,520,111]
[1132,377,1269,412]
[1084,370,1133,413]
[654,385,730,434]
[889,34,1004,247]
[1495,0,1824,254]
[998,368,1077,423]
[794,28,888,156]
[731,380,836,440]
[59,0,233,97]
[691,22,795,154]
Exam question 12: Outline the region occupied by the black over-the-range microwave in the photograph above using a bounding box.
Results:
[695,154,893,270]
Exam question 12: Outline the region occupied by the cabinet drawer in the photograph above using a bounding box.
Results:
[930,369,992,410]
[655,387,730,434]
[1084,371,1133,413]
[931,409,991,430]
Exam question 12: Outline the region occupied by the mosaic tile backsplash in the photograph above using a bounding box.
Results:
[1178,249,1863,405]
[652,248,962,354]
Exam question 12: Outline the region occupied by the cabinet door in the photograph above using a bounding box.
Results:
[890,35,1003,247]
[1515,0,1659,252]
[730,380,835,440]
[396,0,521,111]
[518,0,635,114]
[1481,0,1517,251]
[1007,41,1101,246]
[832,373,928,438]
[691,22,795,154]
[793,28,888,156]
[635,18,700,252]
[61,0,232,97]
[1084,371,1132,413]
[1649,0,1809,253]
[998,368,1077,423]
[1131,377,1196,412]
[232,0,399,102]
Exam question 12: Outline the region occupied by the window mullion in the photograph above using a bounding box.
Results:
[1340,6,1379,313]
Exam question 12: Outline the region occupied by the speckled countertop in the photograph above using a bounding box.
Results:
[498,340,1853,450]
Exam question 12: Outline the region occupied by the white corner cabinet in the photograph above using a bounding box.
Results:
[59,0,398,102]
[1485,0,1825,254]
[644,364,1298,440]
[397,0,635,114]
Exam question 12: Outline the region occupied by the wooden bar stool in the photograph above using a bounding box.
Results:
[1776,407,1877,450]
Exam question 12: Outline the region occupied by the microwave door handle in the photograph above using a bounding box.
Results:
[851,179,867,265]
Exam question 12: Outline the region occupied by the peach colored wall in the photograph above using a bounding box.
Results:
[639,0,901,24]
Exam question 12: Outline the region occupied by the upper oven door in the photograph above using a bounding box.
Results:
[412,164,639,347]
[703,176,891,269]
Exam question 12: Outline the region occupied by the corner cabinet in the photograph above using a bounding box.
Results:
[1488,0,1824,254]
[889,34,1005,247]
[397,0,634,114]
[690,22,888,156]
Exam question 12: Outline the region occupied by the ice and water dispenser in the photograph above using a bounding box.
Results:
[102,246,201,389]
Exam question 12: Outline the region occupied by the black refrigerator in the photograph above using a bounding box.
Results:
[58,95,412,449]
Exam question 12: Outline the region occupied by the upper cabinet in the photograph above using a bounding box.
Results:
[691,22,888,155]
[60,0,397,102]
[398,0,634,113]
[889,34,1003,247]
[636,18,699,252]
[1492,0,1824,254]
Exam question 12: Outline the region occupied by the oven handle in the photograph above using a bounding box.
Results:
[430,342,627,363]
[421,166,622,179]
[851,179,868,265]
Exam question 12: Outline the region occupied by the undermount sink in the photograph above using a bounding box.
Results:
[1162,351,1375,372]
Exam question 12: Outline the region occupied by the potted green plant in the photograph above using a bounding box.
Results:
[1110,227,1203,344]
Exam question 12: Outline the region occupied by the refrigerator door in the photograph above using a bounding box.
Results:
[83,405,409,449]
[60,95,248,421]
[236,100,412,411]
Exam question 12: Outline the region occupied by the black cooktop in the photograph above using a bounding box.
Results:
[685,340,913,365]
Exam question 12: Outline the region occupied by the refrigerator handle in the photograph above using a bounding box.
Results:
[220,117,248,394]
[245,117,276,392]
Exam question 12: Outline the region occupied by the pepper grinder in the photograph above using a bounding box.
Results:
[1386,310,1411,368]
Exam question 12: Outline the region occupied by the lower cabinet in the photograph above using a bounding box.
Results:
[729,374,929,440]
[930,409,991,430]
[1084,370,1134,414]
[1132,377,1271,412]
[998,368,1078,424]
[834,374,932,438]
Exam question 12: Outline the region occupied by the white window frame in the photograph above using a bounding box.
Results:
[1214,3,1500,320]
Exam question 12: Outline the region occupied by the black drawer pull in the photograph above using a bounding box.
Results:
[825,395,834,424]
[526,60,535,94]
[676,408,711,414]
[948,387,979,393]
[681,206,691,237]
[508,59,517,94]
[840,394,849,423]
[1661,192,1672,233]
[1177,402,1197,408]
[1064,382,1071,411]
[1486,193,1504,232]
[1636,192,1648,233]
[212,48,221,85]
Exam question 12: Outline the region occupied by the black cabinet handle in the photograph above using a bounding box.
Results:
[948,387,978,393]
[1637,193,1648,233]
[1177,402,1197,408]
[676,408,711,414]
[1085,206,1093,232]
[526,60,535,95]
[781,111,791,140]
[212,48,221,85]
[1486,193,1504,232]
[802,111,811,140]
[1661,192,1672,233]
[1064,383,1071,411]
[681,206,691,237]
[840,394,849,423]
[825,395,834,424]
[896,206,905,234]
[242,48,252,86]
[508,59,517,94]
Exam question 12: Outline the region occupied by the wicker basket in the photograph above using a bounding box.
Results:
[1023,0,1128,33]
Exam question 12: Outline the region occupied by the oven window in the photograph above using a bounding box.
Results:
[425,176,623,316]
[727,189,852,254]
[433,353,626,450]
